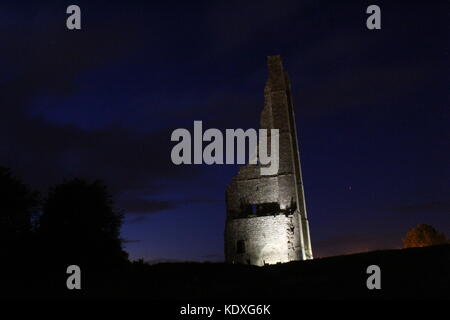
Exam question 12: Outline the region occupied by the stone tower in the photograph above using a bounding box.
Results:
[225,55,313,266]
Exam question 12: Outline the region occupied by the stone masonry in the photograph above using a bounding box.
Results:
[225,55,313,266]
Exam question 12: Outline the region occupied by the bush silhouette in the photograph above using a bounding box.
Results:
[37,178,128,267]
[0,167,38,254]
[403,224,447,248]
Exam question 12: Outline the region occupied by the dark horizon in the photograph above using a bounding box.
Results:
[1,0,448,263]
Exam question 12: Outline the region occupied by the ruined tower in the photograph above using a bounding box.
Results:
[225,55,313,266]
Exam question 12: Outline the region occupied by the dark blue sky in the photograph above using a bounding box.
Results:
[1,0,448,261]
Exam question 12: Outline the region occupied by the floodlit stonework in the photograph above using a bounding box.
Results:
[225,55,313,266]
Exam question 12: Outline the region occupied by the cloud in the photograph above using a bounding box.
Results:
[0,3,266,220]
[0,4,145,109]
[0,11,202,216]
[120,197,222,217]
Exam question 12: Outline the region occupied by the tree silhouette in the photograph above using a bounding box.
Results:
[0,167,38,255]
[37,178,128,267]
[403,224,447,248]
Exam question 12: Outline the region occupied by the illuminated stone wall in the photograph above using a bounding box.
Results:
[225,55,313,265]
[225,214,302,266]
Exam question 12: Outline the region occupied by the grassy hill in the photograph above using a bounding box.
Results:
[4,244,449,299]
[80,244,450,299]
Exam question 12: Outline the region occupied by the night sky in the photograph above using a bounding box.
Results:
[1,0,448,262]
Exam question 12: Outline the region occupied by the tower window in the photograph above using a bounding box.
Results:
[236,240,246,254]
